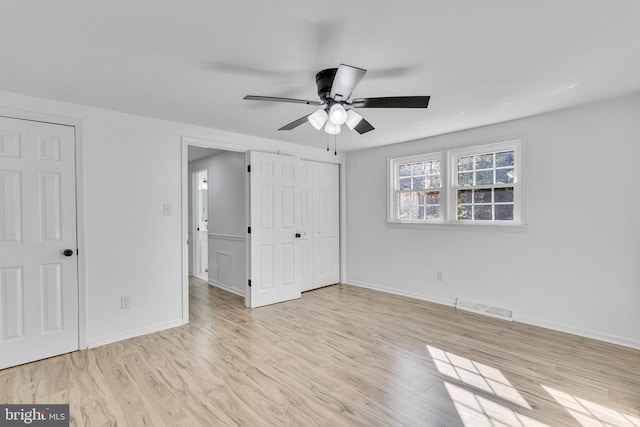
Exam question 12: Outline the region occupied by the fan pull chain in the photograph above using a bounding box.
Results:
[334,133,337,156]
[326,132,330,152]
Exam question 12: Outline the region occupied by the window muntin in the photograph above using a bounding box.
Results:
[393,156,442,221]
[389,139,523,226]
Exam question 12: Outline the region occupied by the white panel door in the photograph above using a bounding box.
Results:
[249,152,306,308]
[298,161,312,291]
[311,162,340,289]
[0,117,78,370]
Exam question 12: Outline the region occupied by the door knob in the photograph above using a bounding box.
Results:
[295,233,301,238]
[62,249,74,257]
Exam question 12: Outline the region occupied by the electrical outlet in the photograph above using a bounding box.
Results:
[437,271,444,282]
[121,296,131,309]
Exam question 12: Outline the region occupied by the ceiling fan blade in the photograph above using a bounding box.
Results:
[353,117,375,134]
[351,96,430,108]
[329,64,367,101]
[278,114,312,131]
[244,95,322,106]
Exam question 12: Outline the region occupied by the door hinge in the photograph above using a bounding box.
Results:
[77,249,79,255]
[247,165,251,173]
[247,226,251,234]
[248,279,252,287]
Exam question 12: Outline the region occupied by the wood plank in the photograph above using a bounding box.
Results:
[0,277,638,426]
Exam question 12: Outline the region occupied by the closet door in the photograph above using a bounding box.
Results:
[310,162,339,290]
[248,151,306,307]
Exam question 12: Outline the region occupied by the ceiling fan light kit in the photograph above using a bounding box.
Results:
[328,104,348,125]
[324,121,341,134]
[308,108,328,130]
[244,63,430,135]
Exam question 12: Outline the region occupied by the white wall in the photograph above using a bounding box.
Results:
[207,151,247,296]
[0,89,340,348]
[346,92,640,349]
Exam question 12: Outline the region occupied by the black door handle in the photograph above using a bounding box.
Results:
[63,249,74,257]
[295,233,301,238]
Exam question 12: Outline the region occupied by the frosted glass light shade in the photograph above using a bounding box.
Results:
[324,121,341,134]
[328,104,347,125]
[308,109,328,130]
[345,109,363,130]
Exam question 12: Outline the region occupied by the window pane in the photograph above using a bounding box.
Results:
[399,192,411,206]
[474,205,492,220]
[399,164,411,176]
[427,161,441,174]
[495,204,514,220]
[458,156,474,171]
[417,206,425,219]
[410,206,420,219]
[412,176,425,189]
[416,191,425,205]
[496,168,514,184]
[427,191,440,205]
[475,170,494,185]
[426,205,440,219]
[458,172,473,186]
[458,205,472,220]
[427,176,441,188]
[475,153,494,169]
[474,189,492,204]
[411,162,426,175]
[458,189,472,204]
[410,192,419,206]
[494,187,514,203]
[399,177,411,190]
[496,151,514,167]
[399,206,410,219]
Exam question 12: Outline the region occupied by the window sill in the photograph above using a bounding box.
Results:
[385,220,528,233]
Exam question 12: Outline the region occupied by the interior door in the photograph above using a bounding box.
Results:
[0,116,79,370]
[194,170,208,280]
[311,162,340,289]
[248,151,307,308]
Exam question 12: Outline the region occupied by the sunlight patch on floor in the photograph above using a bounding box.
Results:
[542,385,640,427]
[445,382,548,427]
[427,345,531,409]
[427,345,550,427]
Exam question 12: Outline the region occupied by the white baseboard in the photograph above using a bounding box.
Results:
[345,279,455,307]
[87,319,185,349]
[209,280,246,297]
[345,279,640,350]
[516,315,640,350]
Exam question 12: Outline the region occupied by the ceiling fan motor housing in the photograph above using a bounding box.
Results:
[316,68,338,105]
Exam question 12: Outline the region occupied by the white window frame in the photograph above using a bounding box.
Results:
[388,152,445,223]
[387,137,526,229]
[448,140,523,226]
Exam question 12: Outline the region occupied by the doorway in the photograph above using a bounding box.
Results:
[181,137,342,320]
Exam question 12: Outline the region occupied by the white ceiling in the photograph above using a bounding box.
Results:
[2,1,640,152]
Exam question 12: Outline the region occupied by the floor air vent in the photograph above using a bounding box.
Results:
[455,298,514,321]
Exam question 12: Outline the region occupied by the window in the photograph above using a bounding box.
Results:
[391,154,442,222]
[389,138,524,227]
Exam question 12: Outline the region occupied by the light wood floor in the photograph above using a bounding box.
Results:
[1,278,639,426]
